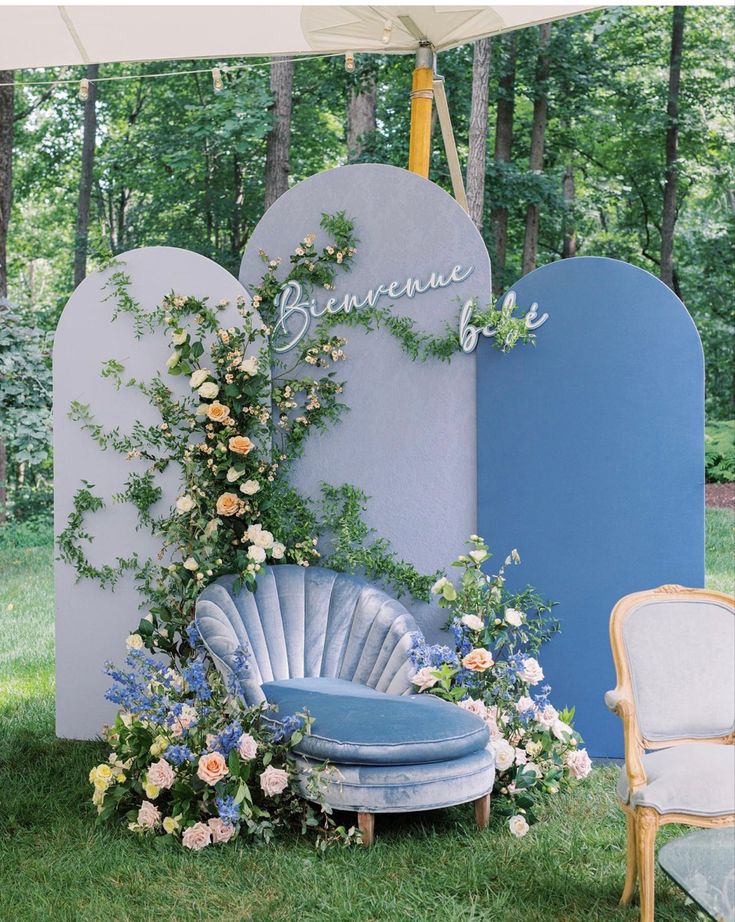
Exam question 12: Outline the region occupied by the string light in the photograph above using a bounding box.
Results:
[78,78,89,101]
[345,52,355,73]
[0,51,345,90]
[382,21,393,44]
[211,67,224,92]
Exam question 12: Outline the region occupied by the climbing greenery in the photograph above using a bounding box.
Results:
[60,214,535,663]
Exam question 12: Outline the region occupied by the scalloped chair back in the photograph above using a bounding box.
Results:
[195,566,420,706]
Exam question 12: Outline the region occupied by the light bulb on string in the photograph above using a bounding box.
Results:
[382,21,393,44]
[211,67,224,92]
[344,53,355,73]
[78,78,89,101]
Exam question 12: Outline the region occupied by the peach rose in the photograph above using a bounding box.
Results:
[259,764,289,797]
[207,401,230,423]
[462,648,494,672]
[229,435,254,456]
[208,817,236,844]
[216,492,239,517]
[147,758,175,791]
[182,822,211,850]
[137,800,161,829]
[197,751,229,786]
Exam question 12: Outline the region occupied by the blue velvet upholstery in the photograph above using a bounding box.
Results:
[195,566,495,819]
[262,677,489,764]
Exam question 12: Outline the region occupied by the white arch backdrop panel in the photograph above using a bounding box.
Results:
[240,163,491,639]
[54,247,250,739]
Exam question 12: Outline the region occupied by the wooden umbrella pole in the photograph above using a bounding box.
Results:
[408,42,434,178]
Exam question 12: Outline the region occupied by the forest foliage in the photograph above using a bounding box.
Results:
[1,5,733,523]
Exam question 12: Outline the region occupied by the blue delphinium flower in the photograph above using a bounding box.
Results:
[215,794,241,825]
[185,621,202,650]
[209,720,243,756]
[408,632,459,671]
[270,713,305,743]
[166,744,195,766]
[182,660,212,701]
[450,618,473,657]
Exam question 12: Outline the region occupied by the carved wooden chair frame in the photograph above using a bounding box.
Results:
[607,584,735,922]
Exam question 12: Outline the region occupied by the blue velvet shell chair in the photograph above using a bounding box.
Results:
[195,566,495,843]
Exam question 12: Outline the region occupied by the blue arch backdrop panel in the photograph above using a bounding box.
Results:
[476,257,704,757]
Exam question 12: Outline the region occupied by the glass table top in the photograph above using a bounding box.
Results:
[659,828,735,922]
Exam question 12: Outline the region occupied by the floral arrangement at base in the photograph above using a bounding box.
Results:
[409,536,592,837]
[90,628,360,849]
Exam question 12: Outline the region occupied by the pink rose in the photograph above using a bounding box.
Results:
[182,821,211,850]
[259,764,289,797]
[566,748,592,780]
[515,747,527,765]
[137,800,160,829]
[536,703,559,731]
[457,698,488,720]
[147,758,175,791]
[170,704,198,737]
[237,733,258,761]
[197,751,229,786]
[208,817,237,844]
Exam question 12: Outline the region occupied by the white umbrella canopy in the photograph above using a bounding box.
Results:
[0,5,599,70]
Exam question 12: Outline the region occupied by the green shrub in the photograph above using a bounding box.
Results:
[705,420,735,483]
[0,513,54,549]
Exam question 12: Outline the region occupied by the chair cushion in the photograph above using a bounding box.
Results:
[293,748,495,813]
[262,676,489,765]
[617,743,735,817]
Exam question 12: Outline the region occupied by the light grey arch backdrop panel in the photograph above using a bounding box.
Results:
[240,165,491,638]
[54,247,250,739]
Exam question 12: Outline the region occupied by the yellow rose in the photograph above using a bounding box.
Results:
[207,401,229,423]
[216,492,240,517]
[115,773,126,783]
[144,781,160,799]
[462,648,495,672]
[228,436,254,456]
[163,816,180,835]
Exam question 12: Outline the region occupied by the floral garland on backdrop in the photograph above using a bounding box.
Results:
[62,213,589,848]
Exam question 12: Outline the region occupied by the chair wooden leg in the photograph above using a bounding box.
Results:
[474,793,491,829]
[636,808,658,922]
[620,810,638,905]
[357,811,374,846]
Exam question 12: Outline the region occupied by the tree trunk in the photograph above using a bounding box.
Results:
[346,73,376,163]
[466,38,491,232]
[0,70,13,299]
[73,63,99,288]
[522,23,552,277]
[490,34,516,294]
[562,163,577,258]
[264,57,294,211]
[660,6,686,291]
[0,71,12,524]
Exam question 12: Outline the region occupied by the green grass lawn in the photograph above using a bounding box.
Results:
[0,510,732,922]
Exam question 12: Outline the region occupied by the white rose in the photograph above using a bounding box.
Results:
[190,368,210,389]
[504,608,524,627]
[271,542,285,559]
[183,557,199,571]
[240,480,260,495]
[411,666,439,692]
[226,467,243,483]
[198,381,219,399]
[461,614,484,632]
[176,495,195,514]
[508,815,529,838]
[515,696,536,714]
[431,576,450,595]
[469,549,488,563]
[517,657,544,686]
[126,633,144,651]
[240,356,259,376]
[552,719,574,741]
[248,526,273,549]
[247,545,266,563]
[166,351,180,369]
[492,739,515,772]
[171,330,187,346]
[203,519,219,538]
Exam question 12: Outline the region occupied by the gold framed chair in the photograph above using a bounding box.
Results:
[606,585,735,922]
